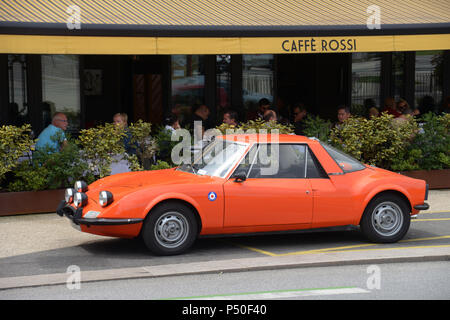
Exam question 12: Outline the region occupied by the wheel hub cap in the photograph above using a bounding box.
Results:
[155,212,189,249]
[372,202,404,237]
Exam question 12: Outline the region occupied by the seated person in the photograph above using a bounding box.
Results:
[113,113,136,155]
[223,109,239,126]
[35,112,68,153]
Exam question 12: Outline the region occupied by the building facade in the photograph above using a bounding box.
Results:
[1,1,449,136]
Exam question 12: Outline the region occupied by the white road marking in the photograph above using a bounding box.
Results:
[183,287,370,300]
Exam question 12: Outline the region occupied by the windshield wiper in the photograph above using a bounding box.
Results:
[183,163,199,174]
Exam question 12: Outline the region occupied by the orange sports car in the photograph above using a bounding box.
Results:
[57,134,429,255]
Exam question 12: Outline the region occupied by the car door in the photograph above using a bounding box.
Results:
[223,144,313,227]
[308,142,366,227]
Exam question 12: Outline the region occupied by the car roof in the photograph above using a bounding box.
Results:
[217,134,317,144]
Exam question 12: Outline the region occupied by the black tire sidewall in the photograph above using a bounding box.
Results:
[142,202,198,255]
[360,194,411,243]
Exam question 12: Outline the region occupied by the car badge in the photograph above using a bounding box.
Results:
[208,191,217,201]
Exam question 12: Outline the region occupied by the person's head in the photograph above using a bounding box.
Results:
[368,106,380,118]
[113,113,128,128]
[193,104,210,120]
[337,105,351,123]
[171,104,181,116]
[52,112,68,131]
[384,97,396,110]
[402,107,414,116]
[263,109,277,122]
[397,99,410,113]
[293,103,307,122]
[258,98,271,113]
[164,114,180,129]
[223,109,239,126]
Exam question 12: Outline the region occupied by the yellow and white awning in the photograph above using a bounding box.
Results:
[0,0,449,54]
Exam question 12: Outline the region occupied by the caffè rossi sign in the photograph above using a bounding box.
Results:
[281,38,358,53]
[1,34,449,55]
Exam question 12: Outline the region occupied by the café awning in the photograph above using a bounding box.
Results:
[1,0,449,54]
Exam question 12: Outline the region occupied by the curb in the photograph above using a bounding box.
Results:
[1,246,449,291]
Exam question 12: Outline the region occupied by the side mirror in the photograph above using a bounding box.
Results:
[232,171,247,183]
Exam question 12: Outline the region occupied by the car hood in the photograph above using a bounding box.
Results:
[86,168,216,199]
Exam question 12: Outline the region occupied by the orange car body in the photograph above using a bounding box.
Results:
[58,134,428,241]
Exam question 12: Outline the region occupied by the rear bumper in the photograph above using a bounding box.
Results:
[413,203,430,211]
[56,200,143,226]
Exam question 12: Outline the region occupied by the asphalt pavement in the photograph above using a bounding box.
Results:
[0,190,449,291]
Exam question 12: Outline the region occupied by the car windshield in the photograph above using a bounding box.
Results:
[177,139,249,178]
[320,142,366,173]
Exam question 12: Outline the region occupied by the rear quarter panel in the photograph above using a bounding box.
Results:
[308,142,426,227]
[348,167,427,224]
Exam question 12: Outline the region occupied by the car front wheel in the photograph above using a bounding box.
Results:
[360,194,411,243]
[142,202,198,255]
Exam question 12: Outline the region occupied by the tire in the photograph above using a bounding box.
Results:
[360,194,411,243]
[141,202,198,255]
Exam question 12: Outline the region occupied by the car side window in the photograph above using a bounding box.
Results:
[320,142,366,173]
[306,148,329,179]
[234,144,308,179]
[232,145,258,177]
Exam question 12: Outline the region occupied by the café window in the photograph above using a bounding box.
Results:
[351,52,381,113]
[242,55,274,118]
[392,52,405,101]
[216,54,232,123]
[415,51,444,113]
[171,55,205,128]
[7,54,28,126]
[41,55,81,134]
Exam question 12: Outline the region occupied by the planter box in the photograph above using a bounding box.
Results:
[0,189,64,216]
[400,169,450,189]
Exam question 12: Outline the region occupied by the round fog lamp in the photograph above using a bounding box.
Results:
[74,180,88,193]
[99,191,113,207]
[73,192,88,208]
[65,188,76,203]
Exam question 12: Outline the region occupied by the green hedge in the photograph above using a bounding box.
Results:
[0,121,169,192]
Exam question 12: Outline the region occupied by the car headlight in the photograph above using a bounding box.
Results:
[73,192,88,208]
[65,188,76,203]
[74,180,88,193]
[99,191,113,207]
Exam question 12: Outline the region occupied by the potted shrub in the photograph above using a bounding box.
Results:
[302,115,333,142]
[0,134,92,216]
[390,113,450,188]
[0,124,35,183]
[329,112,418,169]
[216,118,294,135]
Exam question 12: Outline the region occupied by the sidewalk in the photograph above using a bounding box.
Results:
[0,190,449,290]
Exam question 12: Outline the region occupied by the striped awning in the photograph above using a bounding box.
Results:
[1,0,449,54]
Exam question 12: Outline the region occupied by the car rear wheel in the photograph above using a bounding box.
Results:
[360,194,411,243]
[142,202,198,255]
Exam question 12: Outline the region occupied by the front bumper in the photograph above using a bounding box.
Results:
[56,200,143,226]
